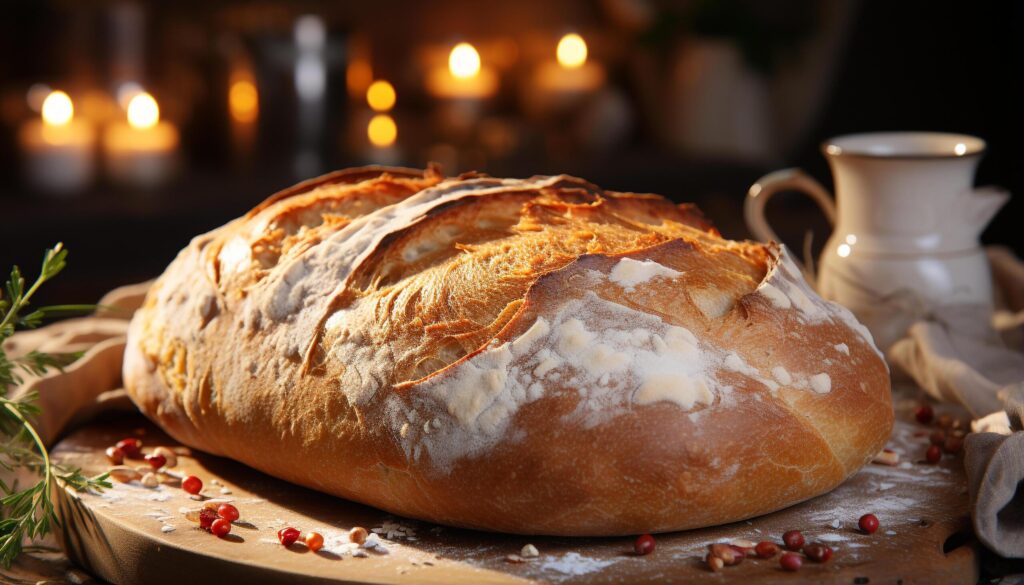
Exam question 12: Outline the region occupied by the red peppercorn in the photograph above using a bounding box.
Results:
[925,444,942,464]
[929,430,946,446]
[198,507,218,530]
[780,552,802,571]
[211,518,232,537]
[182,475,203,495]
[755,541,780,558]
[914,404,934,425]
[803,542,834,562]
[116,438,143,459]
[278,527,301,547]
[145,453,167,470]
[782,530,805,551]
[634,534,656,556]
[859,513,880,534]
[217,503,240,523]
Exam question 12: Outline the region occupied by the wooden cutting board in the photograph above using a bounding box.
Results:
[50,398,977,585]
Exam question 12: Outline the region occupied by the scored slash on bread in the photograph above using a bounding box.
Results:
[123,166,892,536]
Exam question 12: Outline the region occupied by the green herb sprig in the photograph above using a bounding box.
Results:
[0,244,111,568]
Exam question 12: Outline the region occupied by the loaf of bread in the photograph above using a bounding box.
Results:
[123,166,893,536]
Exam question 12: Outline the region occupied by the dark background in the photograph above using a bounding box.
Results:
[0,0,1019,307]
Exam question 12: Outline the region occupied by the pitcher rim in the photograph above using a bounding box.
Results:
[821,131,986,160]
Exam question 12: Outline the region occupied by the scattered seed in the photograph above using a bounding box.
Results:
[109,466,142,483]
[153,447,178,468]
[116,438,143,459]
[520,544,539,558]
[211,518,231,537]
[914,405,934,425]
[803,542,834,562]
[278,527,301,547]
[145,454,166,470]
[782,530,805,551]
[708,543,742,566]
[217,503,240,523]
[182,475,203,495]
[105,446,125,465]
[199,507,218,530]
[304,532,324,552]
[755,541,780,558]
[349,526,368,545]
[141,472,160,488]
[780,552,802,571]
[634,534,656,556]
[706,555,725,572]
[872,449,900,466]
[859,513,880,534]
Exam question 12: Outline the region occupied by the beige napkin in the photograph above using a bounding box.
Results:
[4,281,151,444]
[888,246,1024,558]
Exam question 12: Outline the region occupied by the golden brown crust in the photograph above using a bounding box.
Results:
[123,167,892,535]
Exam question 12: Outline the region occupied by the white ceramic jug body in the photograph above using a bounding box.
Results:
[745,132,1008,350]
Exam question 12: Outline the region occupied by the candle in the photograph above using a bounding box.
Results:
[103,91,179,188]
[18,90,97,195]
[425,43,498,100]
[528,33,606,114]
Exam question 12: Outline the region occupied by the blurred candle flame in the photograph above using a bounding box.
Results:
[557,33,588,68]
[366,80,396,112]
[127,92,159,130]
[449,43,481,79]
[367,114,397,147]
[42,91,73,126]
[229,79,259,123]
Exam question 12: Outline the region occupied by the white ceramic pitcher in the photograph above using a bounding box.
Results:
[745,132,1008,351]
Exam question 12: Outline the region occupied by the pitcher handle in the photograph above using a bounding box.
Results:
[745,169,837,244]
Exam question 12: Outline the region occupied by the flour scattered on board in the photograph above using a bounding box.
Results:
[539,553,618,577]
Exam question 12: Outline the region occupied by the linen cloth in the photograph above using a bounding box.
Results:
[889,246,1024,558]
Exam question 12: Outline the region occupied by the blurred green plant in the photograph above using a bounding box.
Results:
[0,243,109,568]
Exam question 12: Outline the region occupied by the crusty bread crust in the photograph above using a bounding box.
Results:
[123,167,892,535]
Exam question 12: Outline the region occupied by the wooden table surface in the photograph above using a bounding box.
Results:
[13,392,975,585]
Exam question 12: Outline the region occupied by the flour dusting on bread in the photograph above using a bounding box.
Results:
[607,257,683,291]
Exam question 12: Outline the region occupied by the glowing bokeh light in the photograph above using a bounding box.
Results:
[367,114,397,147]
[366,80,396,112]
[556,33,588,68]
[41,91,73,126]
[127,92,160,130]
[449,43,481,79]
